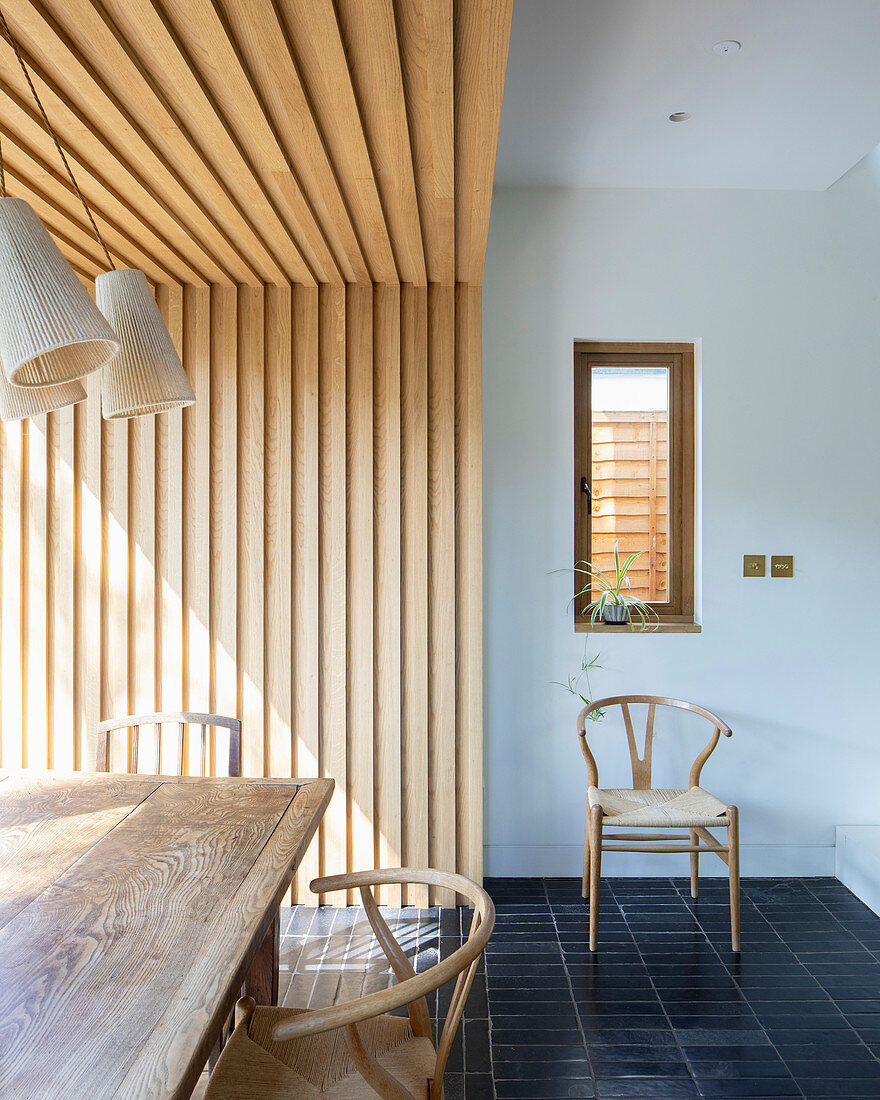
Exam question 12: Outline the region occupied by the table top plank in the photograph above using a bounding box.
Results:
[0,773,333,1100]
[0,773,162,931]
[120,777,334,1099]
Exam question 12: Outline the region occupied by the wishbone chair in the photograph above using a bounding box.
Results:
[579,695,739,951]
[204,868,494,1100]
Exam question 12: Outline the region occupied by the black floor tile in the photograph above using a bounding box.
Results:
[694,1082,801,1098]
[799,1085,880,1098]
[765,1028,863,1048]
[687,1060,791,1079]
[443,1072,465,1100]
[493,1044,590,1064]
[670,1017,763,1031]
[786,1059,880,1079]
[591,1058,692,1077]
[465,1018,492,1075]
[594,1079,699,1098]
[492,1061,591,1080]
[680,1045,779,1061]
[465,1074,496,1100]
[493,1083,595,1099]
[586,1029,679,1047]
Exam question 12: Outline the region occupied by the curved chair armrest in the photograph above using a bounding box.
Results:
[267,868,495,1044]
[311,867,492,900]
[576,710,600,788]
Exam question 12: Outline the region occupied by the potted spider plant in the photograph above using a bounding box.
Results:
[575,542,658,629]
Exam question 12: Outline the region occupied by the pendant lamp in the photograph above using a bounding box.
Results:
[0,357,85,421]
[0,11,119,391]
[0,9,194,421]
[0,196,119,387]
[96,269,194,418]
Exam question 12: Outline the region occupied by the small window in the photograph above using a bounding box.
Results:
[574,342,695,629]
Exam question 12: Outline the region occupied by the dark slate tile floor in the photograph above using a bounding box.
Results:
[482,877,880,1100]
[276,877,880,1100]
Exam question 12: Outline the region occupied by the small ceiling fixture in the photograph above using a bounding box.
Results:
[713,40,741,55]
[668,112,691,123]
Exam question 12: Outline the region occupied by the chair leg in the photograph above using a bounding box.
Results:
[582,799,591,900]
[589,805,603,952]
[689,829,699,899]
[727,806,741,952]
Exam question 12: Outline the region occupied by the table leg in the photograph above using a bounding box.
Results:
[243,911,281,1005]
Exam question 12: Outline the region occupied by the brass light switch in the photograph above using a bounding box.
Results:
[743,554,765,577]
[771,555,794,578]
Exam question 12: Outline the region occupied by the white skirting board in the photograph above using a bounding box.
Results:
[484,843,834,879]
[836,826,880,916]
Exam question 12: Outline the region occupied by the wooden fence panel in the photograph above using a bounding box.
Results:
[591,411,668,601]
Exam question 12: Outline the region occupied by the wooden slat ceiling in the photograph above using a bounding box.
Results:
[0,0,512,287]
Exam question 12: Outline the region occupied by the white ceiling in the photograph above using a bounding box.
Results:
[495,0,880,190]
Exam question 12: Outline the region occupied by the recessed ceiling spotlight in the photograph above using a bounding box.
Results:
[668,112,691,122]
[713,40,741,55]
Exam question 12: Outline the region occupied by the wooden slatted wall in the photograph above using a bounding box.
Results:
[0,0,513,901]
[0,283,483,902]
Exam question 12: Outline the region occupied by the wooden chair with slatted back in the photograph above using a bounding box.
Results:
[579,695,738,952]
[95,711,242,777]
[204,868,495,1100]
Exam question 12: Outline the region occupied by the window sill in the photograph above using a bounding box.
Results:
[575,621,701,634]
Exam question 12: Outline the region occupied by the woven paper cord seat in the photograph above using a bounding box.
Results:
[589,786,730,828]
[205,868,494,1100]
[204,1006,435,1099]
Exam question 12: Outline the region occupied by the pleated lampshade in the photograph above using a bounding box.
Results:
[0,361,86,421]
[95,268,195,419]
[0,197,120,388]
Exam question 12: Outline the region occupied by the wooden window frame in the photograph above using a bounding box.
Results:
[574,341,695,630]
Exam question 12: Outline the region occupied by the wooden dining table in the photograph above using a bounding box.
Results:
[0,770,333,1100]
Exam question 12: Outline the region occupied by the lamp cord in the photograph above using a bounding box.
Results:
[0,7,115,270]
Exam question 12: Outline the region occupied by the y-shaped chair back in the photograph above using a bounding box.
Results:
[578,695,732,791]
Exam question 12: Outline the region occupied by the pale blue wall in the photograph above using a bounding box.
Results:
[482,168,880,876]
